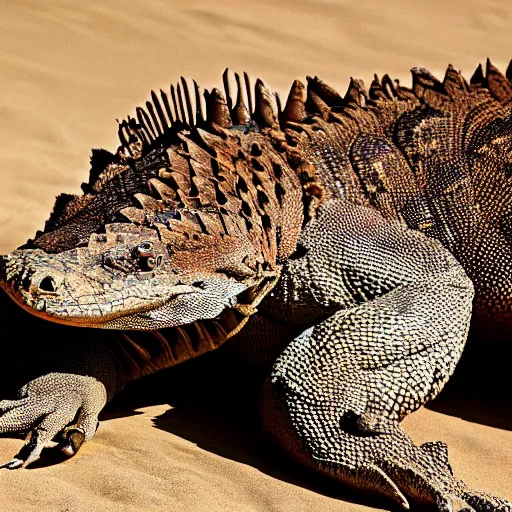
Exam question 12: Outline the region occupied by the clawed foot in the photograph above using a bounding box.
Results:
[264,381,511,512]
[369,444,512,512]
[322,423,512,512]
[0,373,106,468]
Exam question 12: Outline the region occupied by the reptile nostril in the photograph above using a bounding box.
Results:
[39,276,57,293]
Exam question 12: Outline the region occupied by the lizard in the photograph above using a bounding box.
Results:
[0,59,511,511]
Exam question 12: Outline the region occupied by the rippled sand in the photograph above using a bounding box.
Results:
[0,1,511,510]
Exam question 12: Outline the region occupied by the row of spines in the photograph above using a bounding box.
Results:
[117,59,512,157]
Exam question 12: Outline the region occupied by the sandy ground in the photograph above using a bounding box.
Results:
[0,0,511,510]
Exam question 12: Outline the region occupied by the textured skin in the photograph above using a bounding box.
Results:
[0,62,512,510]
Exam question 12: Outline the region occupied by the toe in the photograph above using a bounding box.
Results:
[0,373,107,467]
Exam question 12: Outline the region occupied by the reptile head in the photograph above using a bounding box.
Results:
[0,223,267,330]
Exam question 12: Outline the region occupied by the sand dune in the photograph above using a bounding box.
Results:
[0,0,511,510]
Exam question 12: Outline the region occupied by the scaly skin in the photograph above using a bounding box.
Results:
[0,62,511,510]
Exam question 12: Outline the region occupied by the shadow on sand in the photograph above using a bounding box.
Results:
[98,356,392,510]
[0,292,509,506]
[425,329,512,431]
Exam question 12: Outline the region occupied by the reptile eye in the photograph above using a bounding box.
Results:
[140,256,155,272]
[132,242,159,272]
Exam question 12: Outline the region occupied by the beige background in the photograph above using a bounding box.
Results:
[0,1,511,510]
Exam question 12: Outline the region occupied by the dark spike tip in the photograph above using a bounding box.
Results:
[486,58,507,81]
[254,79,278,128]
[282,79,307,124]
[231,72,250,125]
[442,64,468,94]
[485,58,512,100]
[344,78,368,107]
[243,72,253,115]
[222,68,233,111]
[180,77,195,126]
[307,76,344,107]
[411,67,442,89]
[506,59,512,81]
[193,80,205,124]
[208,88,233,128]
[470,63,485,85]
[381,75,397,98]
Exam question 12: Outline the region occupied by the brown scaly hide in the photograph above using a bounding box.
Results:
[282,60,512,332]
[27,60,512,334]
[29,77,312,273]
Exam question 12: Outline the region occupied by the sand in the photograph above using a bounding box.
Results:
[0,0,510,510]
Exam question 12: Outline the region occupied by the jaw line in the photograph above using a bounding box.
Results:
[0,282,200,328]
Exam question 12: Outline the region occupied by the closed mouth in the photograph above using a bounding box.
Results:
[0,279,199,327]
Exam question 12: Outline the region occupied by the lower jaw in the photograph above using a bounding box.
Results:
[0,286,161,329]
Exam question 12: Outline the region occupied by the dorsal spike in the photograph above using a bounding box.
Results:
[232,72,250,125]
[381,75,398,99]
[181,77,195,126]
[411,67,448,104]
[151,91,169,131]
[254,79,278,128]
[176,82,188,126]
[118,120,130,148]
[207,88,233,128]
[470,63,485,86]
[159,89,175,126]
[344,78,368,107]
[369,74,387,101]
[282,79,307,124]
[442,64,468,96]
[507,59,512,81]
[244,72,253,115]
[136,107,157,141]
[193,80,205,125]
[170,85,181,122]
[411,67,443,92]
[126,115,149,147]
[306,86,330,120]
[145,99,163,137]
[132,116,148,143]
[393,79,417,101]
[485,58,512,101]
[89,149,116,186]
[307,76,344,106]
[222,68,233,111]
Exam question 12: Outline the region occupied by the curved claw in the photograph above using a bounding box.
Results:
[0,373,106,468]
[60,426,86,458]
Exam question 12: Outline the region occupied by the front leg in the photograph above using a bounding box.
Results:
[0,372,107,468]
[0,289,135,467]
[0,321,124,468]
[262,264,511,510]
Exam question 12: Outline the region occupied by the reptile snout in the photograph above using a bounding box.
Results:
[0,252,65,307]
